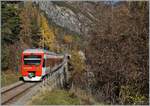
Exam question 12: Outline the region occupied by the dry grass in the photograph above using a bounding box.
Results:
[70,87,102,105]
[28,89,80,105]
[1,70,21,87]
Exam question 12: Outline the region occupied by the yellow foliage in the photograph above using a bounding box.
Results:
[69,50,86,75]
[40,14,56,50]
[19,5,32,41]
[63,35,73,44]
[119,85,146,104]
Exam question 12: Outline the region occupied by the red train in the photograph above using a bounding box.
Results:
[21,49,64,81]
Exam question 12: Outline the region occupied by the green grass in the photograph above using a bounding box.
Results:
[1,71,21,87]
[29,89,80,105]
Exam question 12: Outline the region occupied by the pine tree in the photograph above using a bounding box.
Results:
[1,1,21,70]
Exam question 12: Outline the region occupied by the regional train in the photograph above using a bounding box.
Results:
[21,49,64,81]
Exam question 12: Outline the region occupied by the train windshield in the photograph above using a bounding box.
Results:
[24,55,41,65]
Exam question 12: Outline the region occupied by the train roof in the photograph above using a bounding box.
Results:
[23,49,57,55]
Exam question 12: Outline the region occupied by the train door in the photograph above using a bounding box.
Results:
[42,58,46,76]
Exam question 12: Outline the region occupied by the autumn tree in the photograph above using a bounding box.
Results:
[19,2,42,47]
[39,14,56,50]
[19,2,32,45]
[63,35,73,49]
[69,50,86,89]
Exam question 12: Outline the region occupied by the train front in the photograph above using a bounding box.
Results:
[21,51,44,81]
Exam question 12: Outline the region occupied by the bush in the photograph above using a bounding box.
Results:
[1,45,10,70]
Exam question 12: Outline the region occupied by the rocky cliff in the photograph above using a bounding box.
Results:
[36,1,95,36]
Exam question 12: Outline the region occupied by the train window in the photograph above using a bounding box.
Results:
[24,55,41,65]
[43,59,45,67]
[24,55,41,58]
[24,60,41,65]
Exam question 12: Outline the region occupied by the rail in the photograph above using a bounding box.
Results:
[1,82,37,105]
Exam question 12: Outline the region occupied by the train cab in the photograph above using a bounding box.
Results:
[21,49,64,81]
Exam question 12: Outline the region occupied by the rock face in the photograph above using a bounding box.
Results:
[37,1,93,35]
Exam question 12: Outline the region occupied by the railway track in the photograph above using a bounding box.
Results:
[1,57,69,105]
[1,81,37,105]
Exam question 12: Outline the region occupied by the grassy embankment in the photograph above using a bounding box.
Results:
[1,70,21,87]
[28,88,101,105]
[28,89,80,105]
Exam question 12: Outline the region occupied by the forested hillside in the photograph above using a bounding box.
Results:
[86,2,149,104]
[1,1,149,105]
[1,1,82,70]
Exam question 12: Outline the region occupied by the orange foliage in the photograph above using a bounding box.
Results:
[63,35,73,44]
